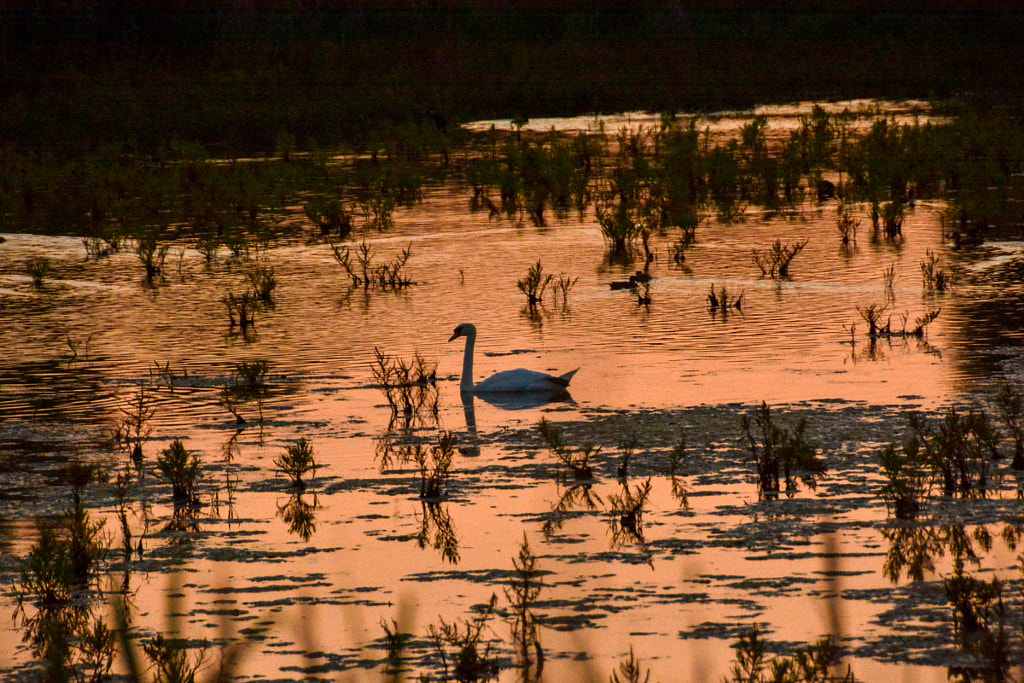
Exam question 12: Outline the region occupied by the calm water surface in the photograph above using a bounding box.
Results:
[2,102,1024,681]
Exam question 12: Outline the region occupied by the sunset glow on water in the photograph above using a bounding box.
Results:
[3,103,1024,681]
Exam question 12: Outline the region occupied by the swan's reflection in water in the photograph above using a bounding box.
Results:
[459,390,575,457]
[460,390,574,426]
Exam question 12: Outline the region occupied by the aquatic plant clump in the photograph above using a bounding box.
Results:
[273,438,321,489]
[332,240,413,290]
[222,290,259,330]
[994,382,1024,469]
[878,438,931,520]
[141,634,208,683]
[596,199,645,254]
[18,523,83,607]
[372,347,439,418]
[233,359,269,390]
[135,234,169,279]
[116,384,154,461]
[908,408,1000,499]
[741,402,826,496]
[245,264,277,302]
[608,478,653,545]
[724,626,854,683]
[610,646,652,683]
[553,273,578,307]
[25,256,52,286]
[836,203,860,246]
[516,260,554,307]
[921,250,957,293]
[427,593,500,683]
[708,284,743,313]
[304,196,353,239]
[156,439,202,504]
[752,239,808,279]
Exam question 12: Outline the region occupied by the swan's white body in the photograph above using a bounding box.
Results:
[449,323,578,393]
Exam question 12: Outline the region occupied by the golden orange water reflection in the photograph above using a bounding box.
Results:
[3,101,1024,681]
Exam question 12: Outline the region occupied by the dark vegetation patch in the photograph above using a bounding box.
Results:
[3,2,1024,156]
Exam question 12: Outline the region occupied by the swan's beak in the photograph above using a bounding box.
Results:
[448,330,461,342]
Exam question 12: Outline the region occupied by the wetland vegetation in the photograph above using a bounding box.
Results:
[5,2,1024,681]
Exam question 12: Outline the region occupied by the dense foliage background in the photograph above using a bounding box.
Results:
[3,1,1024,155]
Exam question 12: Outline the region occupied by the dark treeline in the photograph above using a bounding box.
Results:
[2,1,1024,155]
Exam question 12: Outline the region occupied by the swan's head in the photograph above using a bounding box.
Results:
[448,323,475,342]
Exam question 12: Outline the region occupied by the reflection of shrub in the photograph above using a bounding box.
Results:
[417,431,457,500]
[277,492,319,541]
[427,593,500,683]
[725,626,850,683]
[539,418,595,480]
[945,566,1012,682]
[505,535,543,681]
[142,634,208,683]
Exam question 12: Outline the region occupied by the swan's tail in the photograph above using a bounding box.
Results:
[548,368,579,387]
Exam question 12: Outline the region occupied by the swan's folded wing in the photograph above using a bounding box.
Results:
[475,368,575,392]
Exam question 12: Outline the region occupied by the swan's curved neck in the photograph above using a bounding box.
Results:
[460,327,477,392]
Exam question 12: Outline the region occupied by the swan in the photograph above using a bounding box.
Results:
[448,323,578,393]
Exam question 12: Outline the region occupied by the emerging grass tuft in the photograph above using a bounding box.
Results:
[921,249,957,292]
[708,283,743,313]
[836,202,860,246]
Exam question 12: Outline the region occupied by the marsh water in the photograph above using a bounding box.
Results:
[3,101,1024,681]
